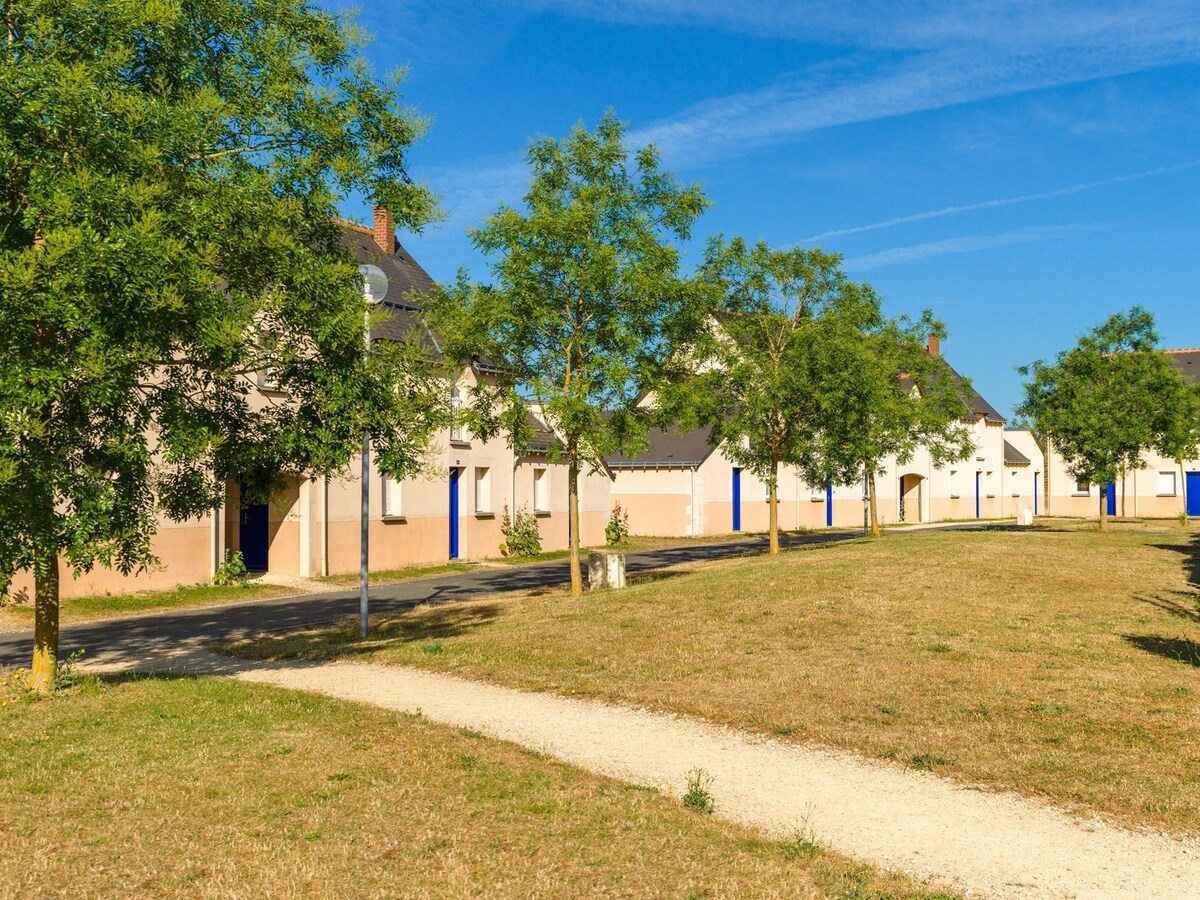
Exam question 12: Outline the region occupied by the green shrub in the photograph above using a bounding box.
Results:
[682,767,715,814]
[499,504,542,558]
[212,549,249,586]
[605,503,630,546]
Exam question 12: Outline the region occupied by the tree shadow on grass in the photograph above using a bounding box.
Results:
[1133,592,1200,624]
[228,602,508,662]
[1121,634,1200,668]
[1148,533,1200,588]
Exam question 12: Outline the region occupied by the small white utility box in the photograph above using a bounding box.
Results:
[588,552,626,590]
[1018,508,1034,526]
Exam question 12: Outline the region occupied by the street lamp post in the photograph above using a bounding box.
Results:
[357,264,389,638]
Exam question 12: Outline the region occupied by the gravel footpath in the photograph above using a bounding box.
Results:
[229,659,1200,899]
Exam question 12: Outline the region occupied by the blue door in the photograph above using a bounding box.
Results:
[1106,482,1116,517]
[1033,473,1039,515]
[975,471,981,519]
[825,484,833,527]
[449,468,460,559]
[732,468,742,532]
[240,502,269,571]
[1187,472,1200,517]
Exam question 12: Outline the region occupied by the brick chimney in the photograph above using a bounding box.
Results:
[927,334,940,357]
[372,207,395,255]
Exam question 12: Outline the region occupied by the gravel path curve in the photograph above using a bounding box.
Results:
[233,659,1200,899]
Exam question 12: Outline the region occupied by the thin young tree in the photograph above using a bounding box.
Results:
[1018,307,1200,531]
[809,315,975,537]
[0,0,443,690]
[427,112,710,596]
[674,237,882,554]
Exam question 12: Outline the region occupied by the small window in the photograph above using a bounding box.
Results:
[257,331,282,390]
[810,484,825,501]
[985,471,995,497]
[949,469,959,499]
[382,475,403,518]
[475,466,492,513]
[533,467,549,513]
[1157,471,1177,497]
[450,387,465,443]
[1074,479,1090,495]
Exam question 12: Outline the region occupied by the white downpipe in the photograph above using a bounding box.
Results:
[321,475,329,577]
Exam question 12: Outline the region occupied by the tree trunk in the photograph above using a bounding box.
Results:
[30,554,60,693]
[768,463,780,555]
[1098,493,1109,533]
[868,470,881,538]
[1120,470,1127,519]
[568,457,582,597]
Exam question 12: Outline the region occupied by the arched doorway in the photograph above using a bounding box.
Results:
[899,473,926,524]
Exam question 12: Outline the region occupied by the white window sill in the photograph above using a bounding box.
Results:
[534,509,551,517]
[1156,494,1177,498]
[382,515,406,523]
[475,511,495,518]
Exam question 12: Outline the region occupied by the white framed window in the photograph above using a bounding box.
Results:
[1011,474,1022,497]
[533,467,549,513]
[1157,471,1177,497]
[1074,479,1090,495]
[949,469,960,499]
[382,475,403,518]
[810,484,825,501]
[449,387,465,443]
[985,471,995,498]
[475,466,492,513]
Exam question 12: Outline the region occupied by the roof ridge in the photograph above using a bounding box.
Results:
[1162,347,1200,354]
[334,217,372,235]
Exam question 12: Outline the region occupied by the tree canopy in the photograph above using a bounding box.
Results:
[806,314,975,536]
[0,0,444,688]
[1018,307,1200,530]
[426,111,710,595]
[670,236,882,553]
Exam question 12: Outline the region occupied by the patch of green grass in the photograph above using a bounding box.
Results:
[316,562,475,586]
[0,673,950,898]
[1,580,291,628]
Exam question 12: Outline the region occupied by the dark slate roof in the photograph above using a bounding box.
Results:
[1003,439,1031,466]
[522,411,558,454]
[340,225,435,301]
[1166,348,1200,386]
[904,355,1005,425]
[336,223,443,352]
[605,426,718,468]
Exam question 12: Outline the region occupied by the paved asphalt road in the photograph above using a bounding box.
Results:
[0,524,1001,669]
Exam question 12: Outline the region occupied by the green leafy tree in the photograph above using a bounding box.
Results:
[808,315,975,537]
[427,112,710,596]
[0,0,443,690]
[672,236,882,554]
[1018,307,1200,530]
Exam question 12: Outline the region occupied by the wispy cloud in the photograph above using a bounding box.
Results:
[504,1,1200,53]
[802,160,1200,243]
[843,223,1096,270]
[415,1,1200,244]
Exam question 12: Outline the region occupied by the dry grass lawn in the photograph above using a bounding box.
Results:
[0,673,949,899]
[231,526,1200,836]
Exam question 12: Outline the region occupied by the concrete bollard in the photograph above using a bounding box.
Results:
[588,552,626,590]
[1018,508,1034,526]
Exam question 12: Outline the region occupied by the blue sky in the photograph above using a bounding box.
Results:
[329,0,1200,417]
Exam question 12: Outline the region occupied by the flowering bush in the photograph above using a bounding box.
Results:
[605,503,630,546]
[500,504,542,557]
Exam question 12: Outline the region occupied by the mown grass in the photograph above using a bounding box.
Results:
[0,673,950,898]
[0,581,291,631]
[316,561,476,586]
[229,526,1200,835]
